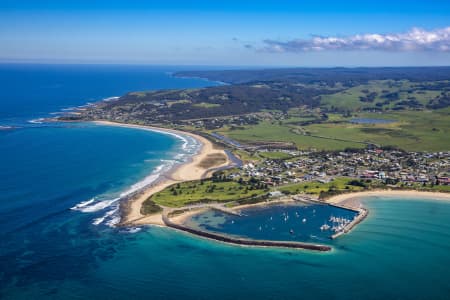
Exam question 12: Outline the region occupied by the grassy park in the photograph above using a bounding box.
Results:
[149,179,268,207]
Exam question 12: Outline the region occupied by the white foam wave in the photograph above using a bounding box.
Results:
[136,127,198,155]
[103,96,120,102]
[61,108,76,112]
[105,216,121,227]
[72,159,172,218]
[28,118,45,124]
[159,159,176,165]
[70,198,96,210]
[95,121,203,158]
[71,123,202,230]
[124,227,142,233]
[92,208,118,225]
[174,153,184,160]
[119,173,159,199]
[77,197,120,213]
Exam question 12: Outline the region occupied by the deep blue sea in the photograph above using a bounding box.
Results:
[1,64,450,300]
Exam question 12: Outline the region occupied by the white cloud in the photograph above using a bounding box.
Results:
[262,27,450,52]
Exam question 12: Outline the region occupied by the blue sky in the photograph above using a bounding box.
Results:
[1,0,450,66]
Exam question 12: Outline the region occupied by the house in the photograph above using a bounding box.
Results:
[437,177,450,185]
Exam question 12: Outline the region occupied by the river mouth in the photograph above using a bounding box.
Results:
[183,203,359,244]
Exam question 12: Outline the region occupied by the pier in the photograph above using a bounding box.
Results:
[330,206,368,239]
[292,195,369,239]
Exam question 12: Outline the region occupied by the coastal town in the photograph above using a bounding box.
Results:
[225,147,450,191]
[5,2,450,299]
[63,91,450,208]
[55,68,450,248]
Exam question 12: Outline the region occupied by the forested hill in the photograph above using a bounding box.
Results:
[65,67,450,125]
[175,67,450,85]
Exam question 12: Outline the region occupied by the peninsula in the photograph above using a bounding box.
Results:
[58,67,450,249]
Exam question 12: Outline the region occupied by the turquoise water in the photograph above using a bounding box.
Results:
[186,204,358,242]
[4,197,449,299]
[1,64,450,299]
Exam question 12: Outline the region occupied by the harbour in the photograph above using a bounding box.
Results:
[174,198,361,248]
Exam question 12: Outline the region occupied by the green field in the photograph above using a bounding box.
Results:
[277,177,365,195]
[216,121,363,151]
[278,177,450,197]
[320,80,443,111]
[147,177,366,208]
[149,180,268,207]
[233,149,262,162]
[216,109,450,151]
[144,175,449,212]
[258,151,293,160]
[355,109,450,151]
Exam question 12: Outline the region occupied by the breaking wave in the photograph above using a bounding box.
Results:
[28,118,45,124]
[70,128,202,229]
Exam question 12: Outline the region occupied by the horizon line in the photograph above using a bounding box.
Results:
[1,60,450,69]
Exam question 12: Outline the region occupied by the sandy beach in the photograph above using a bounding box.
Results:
[94,122,450,232]
[228,196,301,211]
[325,190,450,209]
[94,121,231,226]
[168,207,209,225]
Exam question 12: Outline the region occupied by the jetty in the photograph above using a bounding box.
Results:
[292,195,369,239]
[330,205,368,239]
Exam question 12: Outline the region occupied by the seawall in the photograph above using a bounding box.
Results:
[162,212,332,252]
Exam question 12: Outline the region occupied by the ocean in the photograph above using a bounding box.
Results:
[1,64,450,300]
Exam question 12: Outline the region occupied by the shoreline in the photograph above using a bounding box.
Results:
[324,190,450,238]
[167,197,301,226]
[167,190,450,242]
[93,121,450,248]
[325,190,450,209]
[94,121,232,226]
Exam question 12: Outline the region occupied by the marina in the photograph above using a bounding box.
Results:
[181,202,360,245]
